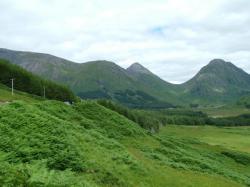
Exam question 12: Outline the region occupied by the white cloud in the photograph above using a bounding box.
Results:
[0,0,250,83]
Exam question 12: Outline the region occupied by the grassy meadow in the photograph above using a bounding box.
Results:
[200,105,250,118]
[159,125,250,154]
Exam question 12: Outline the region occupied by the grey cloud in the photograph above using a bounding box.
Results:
[0,0,250,83]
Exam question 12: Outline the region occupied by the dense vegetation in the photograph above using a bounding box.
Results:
[98,100,250,130]
[151,109,250,126]
[0,59,76,102]
[0,97,249,186]
[79,89,173,109]
[97,100,161,132]
[238,95,250,108]
[113,90,174,109]
[0,99,145,186]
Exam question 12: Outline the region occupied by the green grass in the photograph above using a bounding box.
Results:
[0,91,249,186]
[200,105,250,118]
[159,125,250,154]
[123,136,247,187]
[0,84,42,103]
[0,100,146,186]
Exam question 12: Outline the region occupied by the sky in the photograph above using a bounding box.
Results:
[0,0,250,83]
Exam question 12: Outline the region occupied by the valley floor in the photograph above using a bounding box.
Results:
[122,125,250,187]
[160,125,250,154]
[200,105,250,118]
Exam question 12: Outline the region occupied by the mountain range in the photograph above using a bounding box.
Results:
[1,48,250,108]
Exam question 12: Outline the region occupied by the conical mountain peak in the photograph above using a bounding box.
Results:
[199,59,241,75]
[206,59,233,67]
[127,62,152,75]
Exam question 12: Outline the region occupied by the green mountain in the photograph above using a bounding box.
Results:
[1,63,250,186]
[127,63,182,103]
[182,59,250,104]
[1,48,250,106]
[0,48,176,108]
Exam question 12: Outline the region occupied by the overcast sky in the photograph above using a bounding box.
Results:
[0,0,250,83]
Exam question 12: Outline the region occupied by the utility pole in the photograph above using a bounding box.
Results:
[43,86,46,99]
[11,78,14,96]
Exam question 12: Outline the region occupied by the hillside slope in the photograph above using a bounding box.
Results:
[0,48,79,81]
[0,83,41,103]
[0,89,249,186]
[127,63,183,103]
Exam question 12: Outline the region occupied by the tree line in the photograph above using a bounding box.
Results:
[98,100,250,133]
[0,59,77,102]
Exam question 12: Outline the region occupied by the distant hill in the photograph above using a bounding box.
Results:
[0,58,76,102]
[126,63,182,103]
[0,48,176,108]
[1,48,250,106]
[182,59,250,104]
